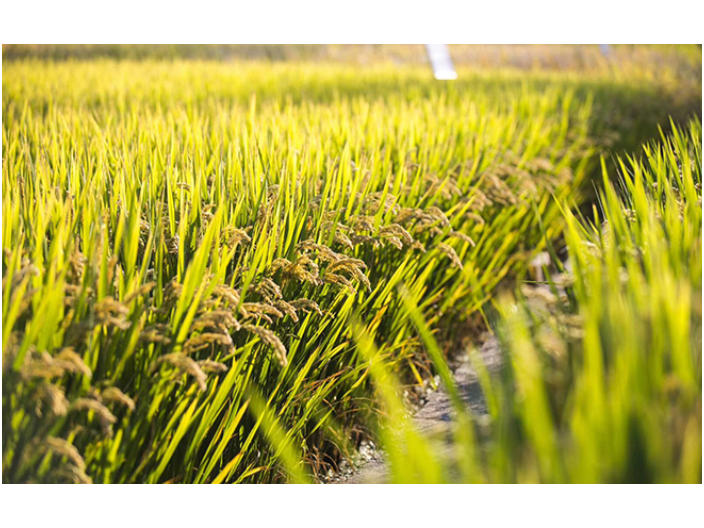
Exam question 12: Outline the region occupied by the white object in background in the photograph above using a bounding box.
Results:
[599,44,611,56]
[425,44,457,80]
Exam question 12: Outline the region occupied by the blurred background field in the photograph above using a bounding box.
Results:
[3,44,702,72]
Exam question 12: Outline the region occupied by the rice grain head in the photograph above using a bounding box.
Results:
[242,302,284,321]
[378,224,414,246]
[43,437,87,471]
[273,299,299,322]
[71,398,118,425]
[55,347,92,378]
[184,332,234,354]
[21,351,68,380]
[322,272,358,295]
[197,359,229,373]
[436,243,464,269]
[151,353,208,391]
[51,464,93,484]
[289,299,324,316]
[448,230,476,247]
[36,383,69,416]
[101,387,136,412]
[252,278,283,300]
[243,324,288,367]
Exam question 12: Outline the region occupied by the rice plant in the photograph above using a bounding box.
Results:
[370,119,702,483]
[1,52,700,483]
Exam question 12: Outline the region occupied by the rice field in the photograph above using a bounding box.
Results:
[2,46,701,483]
[361,119,702,483]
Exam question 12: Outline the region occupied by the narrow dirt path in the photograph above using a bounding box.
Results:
[335,335,503,484]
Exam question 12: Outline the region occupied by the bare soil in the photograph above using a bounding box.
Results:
[331,335,503,484]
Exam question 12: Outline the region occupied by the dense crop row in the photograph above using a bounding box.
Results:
[2,58,700,483]
[368,120,702,483]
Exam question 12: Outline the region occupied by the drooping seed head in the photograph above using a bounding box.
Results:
[243,324,288,367]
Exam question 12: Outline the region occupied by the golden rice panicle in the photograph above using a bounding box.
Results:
[333,231,355,250]
[55,347,92,378]
[326,257,367,273]
[51,464,93,484]
[273,299,299,322]
[252,277,283,300]
[394,206,422,226]
[427,206,451,228]
[140,324,173,345]
[436,243,464,269]
[309,243,343,264]
[426,174,462,199]
[270,257,294,275]
[350,233,381,247]
[21,351,68,380]
[291,255,322,284]
[101,387,136,412]
[67,251,86,283]
[71,398,118,425]
[322,272,357,294]
[36,383,69,416]
[411,240,427,253]
[197,359,229,373]
[242,324,288,367]
[152,353,208,392]
[295,239,317,253]
[525,157,555,172]
[483,172,518,205]
[241,302,284,321]
[448,230,476,247]
[95,296,129,315]
[349,214,375,232]
[166,234,180,254]
[94,297,131,330]
[43,437,87,471]
[224,227,252,248]
[322,219,354,236]
[289,298,324,316]
[183,332,234,354]
[378,224,414,246]
[296,240,344,263]
[164,280,184,301]
[271,256,322,285]
[363,192,398,215]
[352,267,372,292]
[464,189,493,211]
[4,258,40,291]
[212,285,242,307]
[326,258,371,292]
[20,347,92,380]
[195,310,241,331]
[465,211,486,225]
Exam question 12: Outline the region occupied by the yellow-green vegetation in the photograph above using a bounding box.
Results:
[2,52,701,483]
[3,44,702,74]
[367,119,702,483]
[501,120,702,483]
